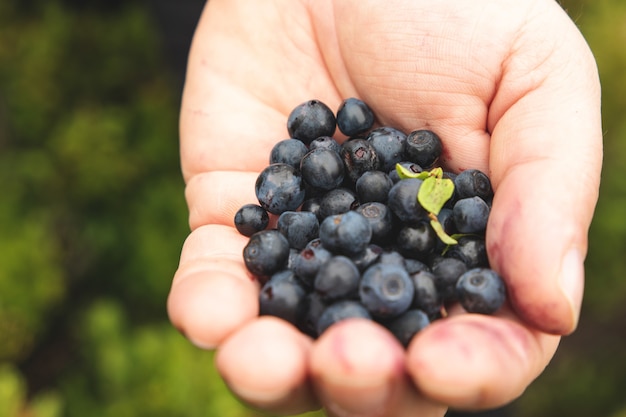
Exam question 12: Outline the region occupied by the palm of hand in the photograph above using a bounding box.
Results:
[168,1,602,416]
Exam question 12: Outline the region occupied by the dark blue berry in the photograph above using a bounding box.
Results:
[234,204,269,237]
[317,300,372,336]
[243,230,291,283]
[396,222,437,261]
[300,197,322,220]
[387,178,428,224]
[259,270,307,325]
[319,210,372,256]
[318,187,359,219]
[452,196,490,234]
[255,163,305,215]
[410,271,442,318]
[404,130,443,168]
[292,238,333,286]
[299,292,329,337]
[456,268,506,314]
[454,169,493,201]
[446,236,489,269]
[385,309,430,347]
[270,139,309,169]
[314,255,361,301]
[359,263,414,319]
[336,98,375,137]
[350,243,384,272]
[356,202,395,245]
[367,126,407,172]
[277,211,320,250]
[300,147,345,191]
[340,139,380,183]
[287,99,337,145]
[355,170,394,203]
[309,135,342,154]
[431,257,468,302]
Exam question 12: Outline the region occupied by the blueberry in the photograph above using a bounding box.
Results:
[385,309,430,347]
[299,292,329,337]
[269,138,309,169]
[319,210,372,256]
[287,99,337,145]
[356,202,395,245]
[292,238,333,285]
[446,235,489,269]
[317,300,372,336]
[456,268,506,314]
[300,197,322,220]
[340,139,380,183]
[259,270,308,325]
[396,222,437,261]
[309,135,342,155]
[314,255,361,301]
[355,170,394,203]
[350,243,384,272]
[387,178,428,224]
[452,196,490,234]
[454,169,493,201]
[234,204,269,237]
[277,211,320,250]
[404,129,443,168]
[243,230,291,283]
[336,97,375,137]
[318,187,359,219]
[300,147,345,191]
[431,257,468,302]
[378,250,407,267]
[255,163,305,214]
[367,126,407,172]
[410,271,442,318]
[359,263,414,319]
[404,258,431,275]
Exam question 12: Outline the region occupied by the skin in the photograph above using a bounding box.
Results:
[167,0,603,416]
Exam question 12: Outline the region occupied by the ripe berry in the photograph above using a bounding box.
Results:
[243,230,291,283]
[385,309,430,347]
[336,97,375,137]
[359,263,414,319]
[287,99,336,145]
[452,196,490,234]
[300,147,345,191]
[404,129,443,168]
[387,178,428,224]
[234,204,269,237]
[454,169,493,201]
[319,211,372,256]
[456,268,506,314]
[340,139,380,183]
[367,127,407,172]
[277,211,320,250]
[317,300,371,336]
[314,255,361,301]
[270,138,309,169]
[259,270,308,325]
[255,163,305,214]
[355,170,393,203]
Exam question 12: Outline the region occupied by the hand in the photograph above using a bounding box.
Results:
[167,1,602,416]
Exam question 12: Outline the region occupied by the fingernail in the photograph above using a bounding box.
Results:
[559,248,584,331]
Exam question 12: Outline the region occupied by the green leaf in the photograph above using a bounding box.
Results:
[417,176,454,215]
[395,163,429,180]
[430,218,458,245]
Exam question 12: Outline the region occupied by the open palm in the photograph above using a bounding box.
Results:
[168,1,602,416]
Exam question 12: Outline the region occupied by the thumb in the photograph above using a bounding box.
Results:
[486,1,602,335]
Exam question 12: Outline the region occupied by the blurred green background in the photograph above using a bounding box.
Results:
[0,0,624,416]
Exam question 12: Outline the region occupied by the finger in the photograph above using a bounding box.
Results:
[185,171,259,231]
[167,224,259,349]
[407,312,560,410]
[310,319,447,417]
[215,316,320,415]
[180,0,343,181]
[485,2,602,334]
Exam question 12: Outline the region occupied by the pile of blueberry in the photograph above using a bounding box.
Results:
[235,98,506,347]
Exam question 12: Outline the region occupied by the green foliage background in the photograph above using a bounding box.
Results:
[0,0,624,416]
